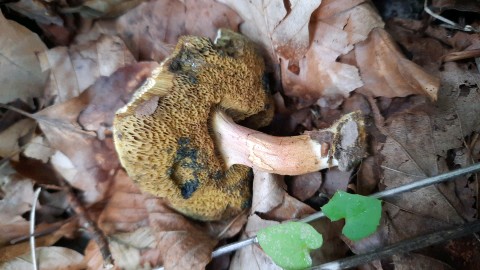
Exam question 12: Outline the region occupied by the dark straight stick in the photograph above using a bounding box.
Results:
[313,219,480,270]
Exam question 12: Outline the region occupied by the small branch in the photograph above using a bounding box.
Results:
[424,0,479,33]
[314,219,480,270]
[30,187,42,270]
[60,180,114,268]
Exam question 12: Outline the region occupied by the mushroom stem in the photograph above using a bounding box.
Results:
[212,110,366,175]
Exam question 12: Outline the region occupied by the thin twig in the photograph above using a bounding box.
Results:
[30,187,42,270]
[313,219,480,269]
[424,0,479,33]
[59,179,114,268]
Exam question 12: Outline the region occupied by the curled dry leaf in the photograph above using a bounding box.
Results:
[218,0,322,61]
[38,35,136,103]
[6,0,63,25]
[289,171,323,201]
[78,0,242,61]
[360,62,480,249]
[62,0,146,19]
[0,12,48,103]
[0,177,33,247]
[355,28,440,100]
[281,0,383,99]
[0,119,36,161]
[96,170,149,234]
[0,246,85,270]
[23,135,55,163]
[145,197,218,270]
[84,227,157,269]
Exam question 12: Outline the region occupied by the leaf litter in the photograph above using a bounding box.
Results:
[0,0,479,269]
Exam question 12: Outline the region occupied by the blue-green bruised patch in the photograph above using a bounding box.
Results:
[241,198,252,209]
[261,72,271,94]
[212,170,224,180]
[181,179,200,199]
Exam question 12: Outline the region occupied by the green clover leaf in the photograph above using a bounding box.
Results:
[257,222,323,270]
[322,191,382,241]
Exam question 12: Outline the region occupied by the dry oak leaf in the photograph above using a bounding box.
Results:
[146,193,247,270]
[38,35,136,103]
[376,62,480,243]
[0,12,48,103]
[355,28,440,100]
[5,0,63,26]
[62,0,146,19]
[0,177,33,247]
[280,0,383,99]
[0,119,36,161]
[218,0,322,61]
[87,167,246,269]
[37,63,157,203]
[0,246,85,270]
[84,227,156,270]
[78,0,242,62]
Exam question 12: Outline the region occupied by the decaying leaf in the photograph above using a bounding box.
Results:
[23,135,55,163]
[0,119,36,161]
[0,176,33,247]
[36,63,156,202]
[77,0,242,61]
[0,12,48,104]
[38,35,136,103]
[6,0,63,26]
[355,28,440,100]
[0,246,85,270]
[281,1,382,99]
[62,0,146,19]
[218,0,322,62]
[374,62,480,243]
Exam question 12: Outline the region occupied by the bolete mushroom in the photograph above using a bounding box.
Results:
[113,29,366,221]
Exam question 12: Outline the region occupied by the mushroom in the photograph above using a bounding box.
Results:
[113,29,366,221]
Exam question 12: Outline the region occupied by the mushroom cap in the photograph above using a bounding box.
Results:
[113,29,274,220]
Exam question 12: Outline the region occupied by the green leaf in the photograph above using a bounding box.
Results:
[322,191,382,241]
[257,222,323,270]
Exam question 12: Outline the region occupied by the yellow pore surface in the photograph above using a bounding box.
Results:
[114,30,273,220]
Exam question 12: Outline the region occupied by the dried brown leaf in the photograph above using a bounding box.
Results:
[146,196,218,270]
[38,35,136,103]
[288,171,322,201]
[97,170,149,234]
[37,62,156,202]
[392,253,455,270]
[0,246,85,270]
[281,1,383,99]
[372,62,480,245]
[0,12,48,103]
[0,176,33,247]
[0,119,36,161]
[355,28,440,100]
[218,0,322,61]
[23,135,55,163]
[78,0,242,62]
[63,0,145,19]
[6,0,63,25]
[321,168,351,195]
